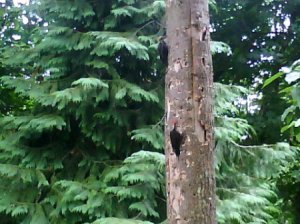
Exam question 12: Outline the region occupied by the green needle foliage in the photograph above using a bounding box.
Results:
[214,83,296,224]
[0,0,166,223]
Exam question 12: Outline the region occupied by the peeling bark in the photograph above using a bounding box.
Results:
[165,0,216,223]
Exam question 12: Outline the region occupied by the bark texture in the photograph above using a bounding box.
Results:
[165,0,216,223]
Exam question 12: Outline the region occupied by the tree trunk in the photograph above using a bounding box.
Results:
[165,0,216,223]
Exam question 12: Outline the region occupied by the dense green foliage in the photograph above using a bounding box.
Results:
[0,1,166,223]
[0,0,32,115]
[211,0,300,144]
[211,0,300,222]
[264,58,300,222]
[0,0,299,223]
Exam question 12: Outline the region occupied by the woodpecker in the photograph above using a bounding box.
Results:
[157,36,168,66]
[170,121,183,158]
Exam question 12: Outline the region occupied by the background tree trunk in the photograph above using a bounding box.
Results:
[165,0,216,223]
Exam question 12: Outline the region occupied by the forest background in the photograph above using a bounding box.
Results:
[0,0,300,223]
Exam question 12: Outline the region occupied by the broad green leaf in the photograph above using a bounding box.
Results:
[263,72,283,88]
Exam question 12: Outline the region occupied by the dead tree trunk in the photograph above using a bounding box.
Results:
[165,0,216,223]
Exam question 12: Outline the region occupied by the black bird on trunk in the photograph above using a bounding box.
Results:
[170,120,183,158]
[158,36,168,66]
